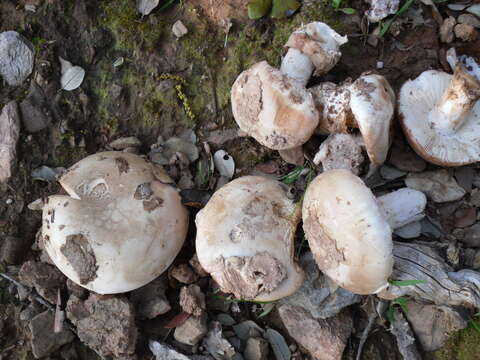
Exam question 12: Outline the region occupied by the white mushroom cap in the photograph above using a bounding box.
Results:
[281,22,348,85]
[303,169,393,294]
[231,61,319,150]
[399,65,480,166]
[42,151,188,294]
[310,74,395,167]
[349,74,395,166]
[195,176,304,301]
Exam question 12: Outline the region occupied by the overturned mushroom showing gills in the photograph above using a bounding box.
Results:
[310,74,395,167]
[231,61,319,150]
[399,64,480,166]
[302,170,426,294]
[280,22,348,85]
[195,176,304,301]
[42,152,188,294]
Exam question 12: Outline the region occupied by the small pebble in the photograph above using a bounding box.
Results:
[454,23,478,42]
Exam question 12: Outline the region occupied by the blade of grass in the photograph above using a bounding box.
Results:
[388,279,427,286]
[380,0,415,37]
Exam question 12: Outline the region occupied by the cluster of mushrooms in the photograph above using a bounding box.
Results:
[41,22,480,306]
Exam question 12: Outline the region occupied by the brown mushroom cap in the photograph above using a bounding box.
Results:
[231,61,319,150]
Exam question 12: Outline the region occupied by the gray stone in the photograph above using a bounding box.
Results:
[440,17,456,43]
[149,340,191,360]
[174,313,208,346]
[19,260,66,303]
[244,337,269,360]
[405,301,468,351]
[0,31,34,86]
[29,311,74,359]
[232,321,264,341]
[19,302,43,322]
[406,170,466,203]
[216,313,236,327]
[459,14,480,28]
[462,223,480,248]
[279,252,360,319]
[388,145,426,172]
[0,101,20,183]
[470,188,480,207]
[278,305,352,360]
[19,82,51,132]
[131,276,171,319]
[67,294,137,359]
[109,136,142,150]
[0,236,27,264]
[203,321,235,360]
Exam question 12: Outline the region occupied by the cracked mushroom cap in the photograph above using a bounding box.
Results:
[42,151,189,294]
[399,66,480,166]
[195,176,304,301]
[282,22,348,77]
[303,169,393,295]
[231,61,319,150]
[311,74,395,167]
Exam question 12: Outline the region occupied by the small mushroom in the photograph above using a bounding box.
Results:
[310,74,396,168]
[302,169,426,294]
[280,22,348,86]
[399,64,480,166]
[195,176,304,301]
[42,151,189,294]
[231,61,319,150]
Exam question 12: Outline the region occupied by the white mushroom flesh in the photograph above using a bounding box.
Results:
[399,65,480,165]
[313,133,364,175]
[231,61,319,150]
[42,152,189,294]
[281,22,348,85]
[195,176,304,301]
[303,169,393,295]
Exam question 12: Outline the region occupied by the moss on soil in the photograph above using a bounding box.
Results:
[93,0,344,138]
[432,325,480,360]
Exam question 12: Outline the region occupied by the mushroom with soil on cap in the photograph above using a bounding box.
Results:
[195,176,304,301]
[280,22,348,86]
[42,151,189,294]
[399,63,480,166]
[231,61,319,151]
[309,73,396,171]
[302,169,427,294]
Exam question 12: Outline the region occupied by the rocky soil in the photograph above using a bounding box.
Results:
[2,0,480,359]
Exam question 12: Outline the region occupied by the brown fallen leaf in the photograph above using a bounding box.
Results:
[165,312,191,329]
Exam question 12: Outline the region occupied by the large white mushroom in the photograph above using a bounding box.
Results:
[302,169,426,295]
[280,22,348,86]
[309,74,396,169]
[231,61,319,150]
[42,151,188,294]
[195,176,304,301]
[399,63,480,166]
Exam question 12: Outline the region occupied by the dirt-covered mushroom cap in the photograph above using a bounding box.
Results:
[281,22,348,85]
[231,61,319,150]
[195,176,304,301]
[310,74,395,167]
[303,169,393,294]
[399,64,480,166]
[350,74,395,166]
[42,151,188,294]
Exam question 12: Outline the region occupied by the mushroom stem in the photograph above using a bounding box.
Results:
[280,48,314,86]
[376,188,427,230]
[434,64,480,132]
